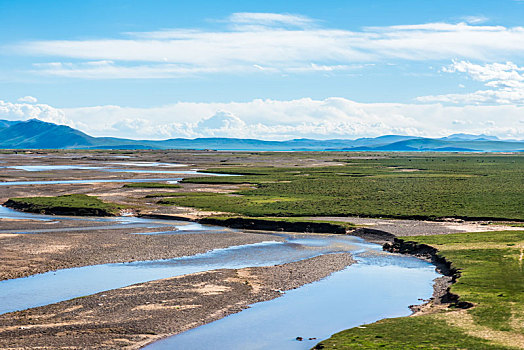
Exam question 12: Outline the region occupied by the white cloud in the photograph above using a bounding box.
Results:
[1,98,522,140]
[196,111,247,137]
[417,60,524,104]
[227,12,315,28]
[17,96,38,103]
[10,13,524,79]
[462,16,489,24]
[32,61,241,79]
[0,100,68,125]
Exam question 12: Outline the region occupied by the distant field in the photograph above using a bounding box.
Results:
[123,182,181,189]
[315,230,524,349]
[159,154,524,221]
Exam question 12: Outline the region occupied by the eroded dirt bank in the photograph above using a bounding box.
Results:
[383,238,473,313]
[0,253,354,350]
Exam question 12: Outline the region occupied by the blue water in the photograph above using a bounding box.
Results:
[109,162,187,167]
[0,235,384,314]
[4,164,236,176]
[9,165,102,171]
[0,177,183,186]
[0,205,440,350]
[145,255,437,350]
[131,222,230,234]
[103,169,237,176]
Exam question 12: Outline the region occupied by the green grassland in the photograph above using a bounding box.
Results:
[315,230,524,349]
[4,194,121,216]
[160,154,524,220]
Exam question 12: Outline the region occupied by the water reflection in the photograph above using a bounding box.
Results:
[145,260,436,350]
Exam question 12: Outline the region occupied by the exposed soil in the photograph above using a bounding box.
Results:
[309,216,522,236]
[0,222,283,280]
[0,253,354,350]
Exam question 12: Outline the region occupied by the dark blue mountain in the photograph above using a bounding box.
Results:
[0,120,22,130]
[0,119,98,148]
[345,138,522,152]
[440,133,500,142]
[0,119,522,152]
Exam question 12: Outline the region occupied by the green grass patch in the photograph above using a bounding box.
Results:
[123,182,181,189]
[315,230,524,349]
[157,193,307,217]
[315,315,514,349]
[4,194,122,216]
[172,155,524,220]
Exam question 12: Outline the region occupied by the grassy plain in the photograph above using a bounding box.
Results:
[315,230,524,349]
[2,151,523,348]
[158,154,523,221]
[4,194,121,216]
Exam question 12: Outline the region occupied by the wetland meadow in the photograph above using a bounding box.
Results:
[0,150,522,349]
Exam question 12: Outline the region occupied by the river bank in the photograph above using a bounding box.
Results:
[0,206,440,350]
[315,230,524,349]
[0,207,450,350]
[383,238,472,313]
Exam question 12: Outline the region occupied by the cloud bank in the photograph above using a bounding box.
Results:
[1,97,522,141]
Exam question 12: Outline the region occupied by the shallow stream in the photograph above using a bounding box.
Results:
[0,206,229,234]
[0,207,440,349]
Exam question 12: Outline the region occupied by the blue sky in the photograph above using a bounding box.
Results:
[1,0,523,140]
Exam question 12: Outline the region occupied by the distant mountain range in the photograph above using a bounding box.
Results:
[1,119,523,152]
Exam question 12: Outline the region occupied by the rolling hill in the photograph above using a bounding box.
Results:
[0,119,522,152]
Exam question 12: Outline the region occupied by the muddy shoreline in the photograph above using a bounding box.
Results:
[0,253,354,350]
[143,214,397,244]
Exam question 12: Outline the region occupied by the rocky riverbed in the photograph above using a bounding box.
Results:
[0,254,354,349]
[0,217,283,280]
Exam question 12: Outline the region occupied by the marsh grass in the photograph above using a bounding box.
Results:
[5,194,121,216]
[168,155,524,220]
